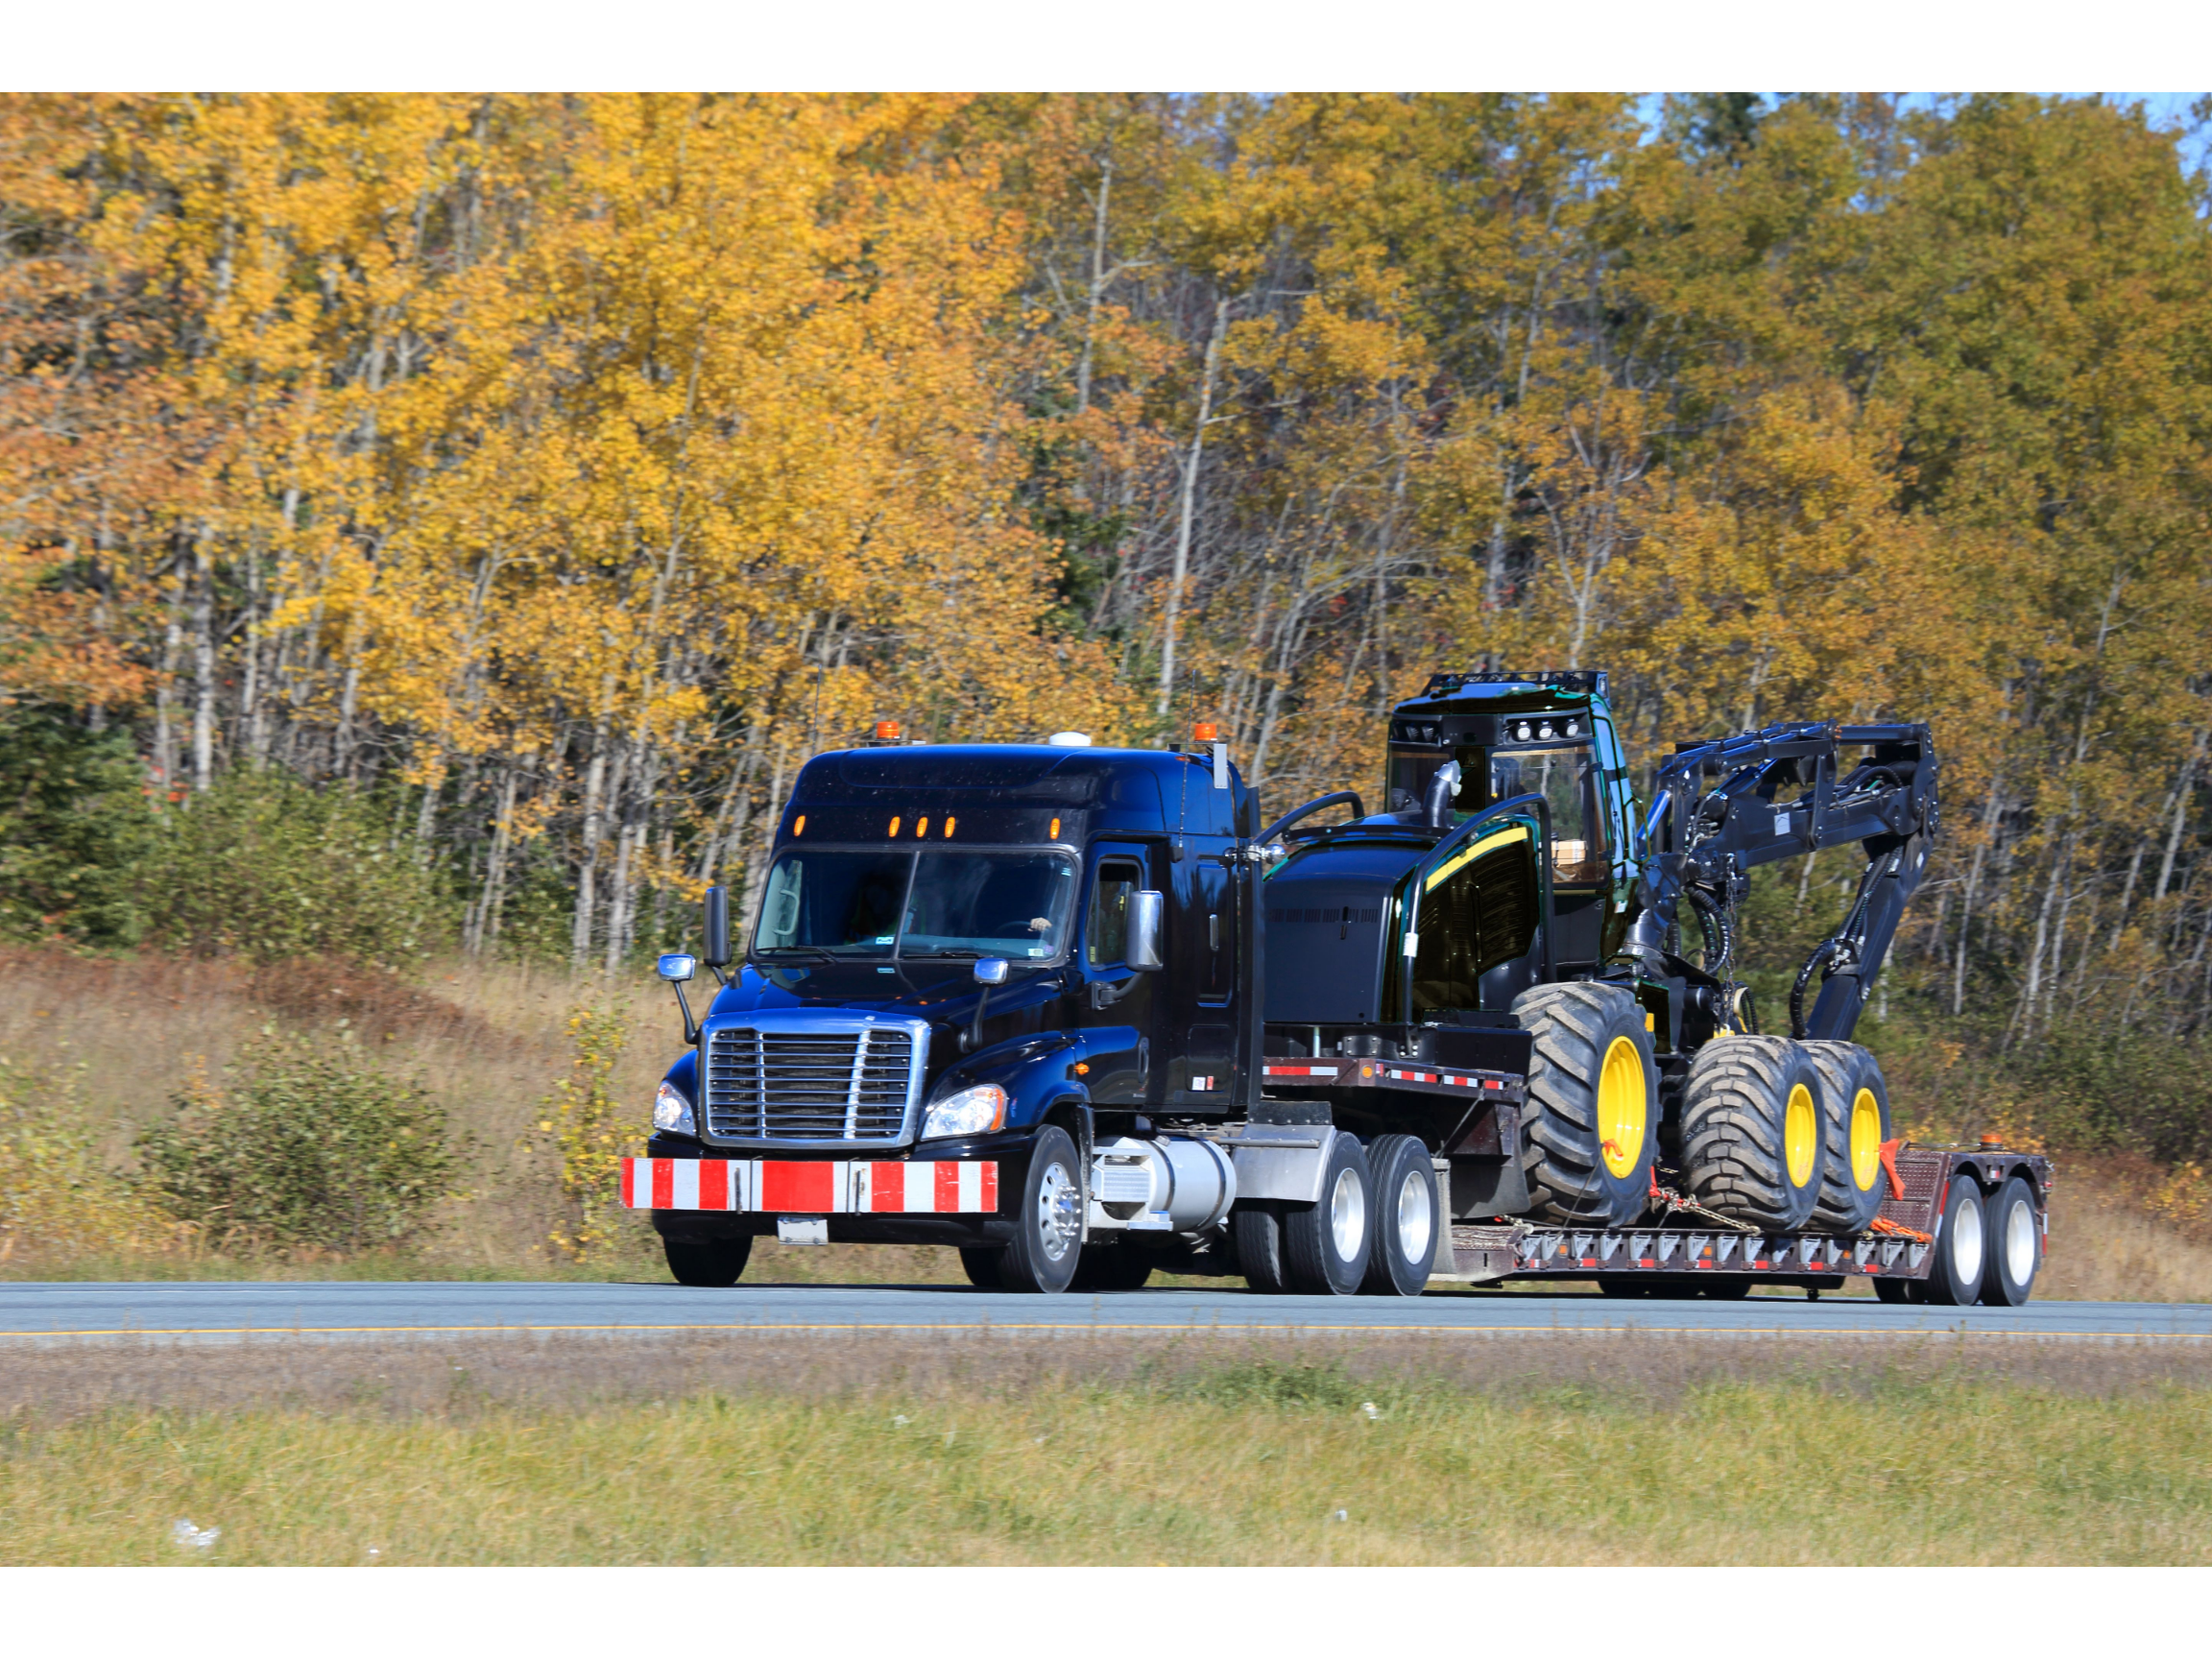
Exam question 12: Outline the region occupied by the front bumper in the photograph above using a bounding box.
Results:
[621,1156,999,1216]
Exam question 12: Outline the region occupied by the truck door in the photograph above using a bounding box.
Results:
[1181,855,1237,1109]
[1077,841,1162,1106]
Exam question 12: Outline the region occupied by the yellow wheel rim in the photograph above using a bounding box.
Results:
[1598,1034,1647,1180]
[1785,1082,1817,1188]
[1849,1087,1882,1191]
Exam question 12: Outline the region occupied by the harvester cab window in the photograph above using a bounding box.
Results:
[1490,746,1607,884]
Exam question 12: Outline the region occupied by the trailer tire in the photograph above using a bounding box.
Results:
[1598,1278,1648,1297]
[1071,1240,1155,1292]
[1981,1175,2039,1307]
[1679,1037,1824,1232]
[997,1125,1085,1295]
[1361,1135,1438,1295]
[1801,1041,1892,1233]
[1283,1134,1374,1295]
[1509,983,1660,1228]
[1700,1277,1752,1299]
[958,1246,1003,1289]
[1923,1173,1987,1306]
[1871,1274,1913,1304]
[1234,1203,1291,1294]
[663,1236,751,1287]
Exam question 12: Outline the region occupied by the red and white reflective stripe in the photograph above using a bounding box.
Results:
[1262,1065,1338,1077]
[1383,1067,1486,1089]
[620,1158,998,1214]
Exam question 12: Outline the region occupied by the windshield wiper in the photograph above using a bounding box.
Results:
[753,947,837,962]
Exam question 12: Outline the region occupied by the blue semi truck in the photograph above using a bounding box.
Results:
[626,672,2050,1305]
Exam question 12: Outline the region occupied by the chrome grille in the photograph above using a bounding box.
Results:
[703,1021,922,1145]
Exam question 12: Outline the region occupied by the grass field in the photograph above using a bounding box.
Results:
[2,1329,2208,1565]
[5,944,2211,1302]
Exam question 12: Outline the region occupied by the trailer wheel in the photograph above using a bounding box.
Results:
[1509,983,1660,1228]
[1981,1175,2039,1307]
[1700,1278,1752,1299]
[1923,1173,1987,1306]
[997,1125,1085,1294]
[1071,1240,1155,1292]
[1598,1279,1649,1297]
[663,1236,751,1287]
[1283,1135,1374,1294]
[1801,1042,1893,1233]
[1361,1135,1438,1295]
[1679,1037,1824,1232]
[1233,1203,1291,1294]
[958,1247,1003,1289]
[1870,1274,1914,1304]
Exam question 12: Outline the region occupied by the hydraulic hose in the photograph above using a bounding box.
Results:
[1790,938,1851,1039]
[1682,885,1733,977]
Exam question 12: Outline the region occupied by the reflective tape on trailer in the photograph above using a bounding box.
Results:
[619,1157,998,1214]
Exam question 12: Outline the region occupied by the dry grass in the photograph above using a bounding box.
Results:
[4,945,2212,1302]
[1,1328,2207,1565]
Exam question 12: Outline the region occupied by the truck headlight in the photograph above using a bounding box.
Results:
[920,1083,1007,1141]
[653,1080,696,1137]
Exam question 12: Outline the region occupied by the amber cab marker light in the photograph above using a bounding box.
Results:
[917,816,929,838]
[889,816,902,838]
[1193,721,1219,742]
[1048,816,1061,840]
[944,816,956,837]
[794,814,805,837]
[875,720,901,742]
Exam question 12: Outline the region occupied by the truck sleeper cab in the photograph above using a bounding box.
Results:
[634,737,1269,1293]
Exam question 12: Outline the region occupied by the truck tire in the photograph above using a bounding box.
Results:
[1871,1274,1915,1304]
[1071,1240,1155,1291]
[1922,1173,1987,1306]
[997,1125,1085,1294]
[1283,1134,1374,1295]
[1509,982,1660,1229]
[664,1236,751,1287]
[1981,1175,2039,1307]
[1700,1278,1752,1299]
[1234,1203,1290,1294]
[1361,1134,1438,1296]
[1801,1041,1892,1234]
[1679,1037,1823,1232]
[958,1246,1003,1289]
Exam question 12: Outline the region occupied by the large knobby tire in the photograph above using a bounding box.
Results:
[1234,1203,1290,1294]
[1802,1041,1893,1233]
[958,1246,1003,1289]
[997,1125,1085,1294]
[1981,1175,2039,1307]
[1283,1134,1374,1295]
[1361,1134,1438,1296]
[1923,1173,1987,1306]
[664,1235,751,1287]
[1680,1036,1824,1232]
[1070,1240,1156,1292]
[1509,983,1660,1228]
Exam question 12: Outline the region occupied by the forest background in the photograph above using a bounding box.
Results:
[2,91,2210,1268]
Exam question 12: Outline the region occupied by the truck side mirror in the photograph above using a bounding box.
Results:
[703,885,731,968]
[657,953,697,983]
[1128,890,1166,971]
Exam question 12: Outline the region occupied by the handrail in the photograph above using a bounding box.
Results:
[1399,791,1555,1030]
[1256,790,1365,848]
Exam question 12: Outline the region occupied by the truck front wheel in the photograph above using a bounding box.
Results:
[664,1236,751,1287]
[997,1125,1085,1294]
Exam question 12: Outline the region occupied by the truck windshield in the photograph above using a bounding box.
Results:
[752,848,1080,961]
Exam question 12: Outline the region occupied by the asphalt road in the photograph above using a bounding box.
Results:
[2,1280,2208,1340]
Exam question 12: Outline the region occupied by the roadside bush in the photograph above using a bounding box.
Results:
[0,1057,175,1262]
[133,767,454,965]
[537,1001,638,1262]
[136,1030,462,1255]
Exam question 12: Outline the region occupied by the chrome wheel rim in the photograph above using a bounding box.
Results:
[1951,1190,1984,1286]
[1329,1166,1367,1262]
[1035,1161,1081,1262]
[1395,1168,1433,1268]
[2005,1196,2035,1286]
